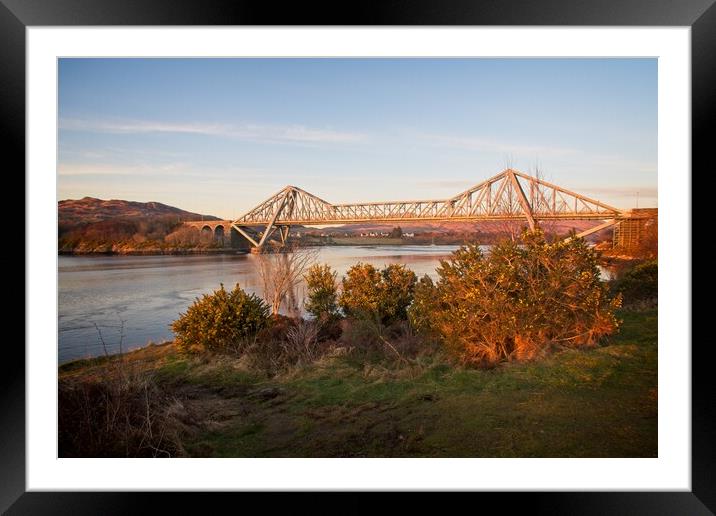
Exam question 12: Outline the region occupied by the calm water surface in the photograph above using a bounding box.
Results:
[58,245,462,363]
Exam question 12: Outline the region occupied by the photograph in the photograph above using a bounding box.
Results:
[56,57,658,459]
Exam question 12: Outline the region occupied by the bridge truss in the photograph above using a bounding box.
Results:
[229,169,628,249]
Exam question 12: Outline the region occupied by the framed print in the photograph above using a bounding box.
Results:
[5,0,711,513]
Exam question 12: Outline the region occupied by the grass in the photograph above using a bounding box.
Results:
[59,309,657,458]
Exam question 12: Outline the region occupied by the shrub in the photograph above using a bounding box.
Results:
[171,283,269,353]
[409,274,437,336]
[58,366,184,457]
[339,263,417,325]
[256,246,317,316]
[612,259,657,307]
[249,316,332,375]
[408,230,621,368]
[340,317,430,368]
[339,263,382,319]
[379,264,418,323]
[304,264,339,321]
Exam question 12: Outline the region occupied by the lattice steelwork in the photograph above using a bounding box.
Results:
[230,169,626,249]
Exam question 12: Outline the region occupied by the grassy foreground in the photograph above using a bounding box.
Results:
[59,309,657,458]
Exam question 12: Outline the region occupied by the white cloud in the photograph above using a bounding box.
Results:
[57,162,189,177]
[60,118,366,144]
[418,133,578,157]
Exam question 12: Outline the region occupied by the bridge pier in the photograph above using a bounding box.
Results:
[613,211,656,250]
[229,223,293,253]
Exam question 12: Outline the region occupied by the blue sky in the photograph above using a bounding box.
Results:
[58,58,657,219]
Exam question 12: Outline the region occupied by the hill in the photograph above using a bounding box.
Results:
[59,197,219,228]
[58,197,222,254]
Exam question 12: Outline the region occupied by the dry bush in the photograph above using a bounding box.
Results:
[409,229,621,368]
[247,316,334,375]
[339,316,384,352]
[340,317,427,367]
[285,318,321,361]
[255,245,318,316]
[383,321,432,359]
[58,356,185,457]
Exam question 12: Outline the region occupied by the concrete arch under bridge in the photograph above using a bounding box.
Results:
[184,169,656,252]
[182,221,252,250]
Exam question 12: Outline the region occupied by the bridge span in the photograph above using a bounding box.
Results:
[184,169,655,251]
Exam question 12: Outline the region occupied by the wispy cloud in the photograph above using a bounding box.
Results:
[418,133,578,157]
[578,186,658,199]
[58,162,189,177]
[60,118,366,144]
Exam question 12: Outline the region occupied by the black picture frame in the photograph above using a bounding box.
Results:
[5,1,709,513]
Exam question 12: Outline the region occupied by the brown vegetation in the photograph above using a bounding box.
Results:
[409,230,621,367]
[58,328,184,457]
[58,196,220,253]
[255,245,319,316]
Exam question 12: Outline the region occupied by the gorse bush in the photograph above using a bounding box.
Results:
[409,230,621,368]
[340,263,417,325]
[379,264,419,323]
[339,263,381,319]
[304,264,339,321]
[612,259,657,307]
[171,283,269,353]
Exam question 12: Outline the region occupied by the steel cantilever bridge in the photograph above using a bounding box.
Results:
[186,168,651,251]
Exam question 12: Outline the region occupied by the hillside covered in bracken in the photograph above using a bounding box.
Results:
[58,197,221,253]
[59,197,219,226]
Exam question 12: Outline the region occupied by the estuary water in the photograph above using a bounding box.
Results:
[58,245,462,364]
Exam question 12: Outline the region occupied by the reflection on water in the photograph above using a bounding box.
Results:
[57,246,461,363]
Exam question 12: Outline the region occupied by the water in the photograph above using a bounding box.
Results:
[57,245,461,364]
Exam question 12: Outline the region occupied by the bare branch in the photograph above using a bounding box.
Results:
[255,244,319,316]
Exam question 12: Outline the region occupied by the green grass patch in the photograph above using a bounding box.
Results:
[59,355,113,373]
[155,354,263,392]
[215,308,657,457]
[62,309,657,458]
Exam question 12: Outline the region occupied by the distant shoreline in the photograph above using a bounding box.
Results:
[58,248,250,256]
